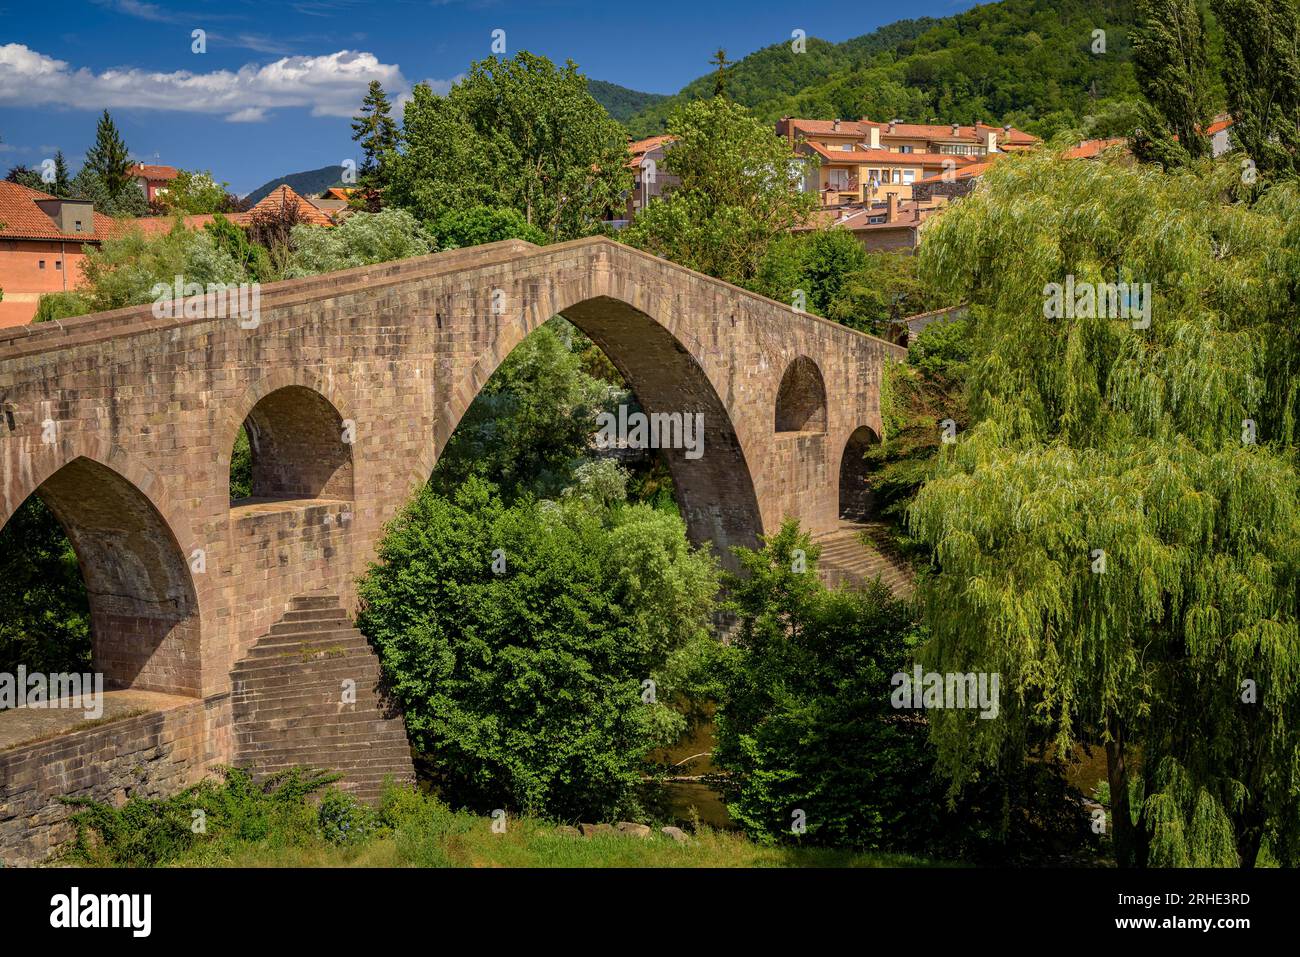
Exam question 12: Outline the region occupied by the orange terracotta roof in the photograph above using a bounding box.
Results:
[128,164,180,181]
[785,117,1039,148]
[323,187,355,201]
[803,142,977,167]
[245,184,334,226]
[916,160,995,184]
[627,135,674,169]
[1205,116,1234,136]
[1063,137,1128,159]
[0,181,124,241]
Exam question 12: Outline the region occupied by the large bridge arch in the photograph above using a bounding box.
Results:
[435,292,765,563]
[0,443,202,696]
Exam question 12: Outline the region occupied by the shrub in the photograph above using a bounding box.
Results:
[356,475,720,821]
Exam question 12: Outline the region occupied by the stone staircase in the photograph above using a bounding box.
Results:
[231,593,415,802]
[812,520,914,597]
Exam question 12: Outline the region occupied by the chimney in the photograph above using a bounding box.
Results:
[832,118,841,132]
[888,118,898,132]
[951,122,960,136]
[886,192,898,223]
[1003,123,1012,133]
[868,125,880,149]
[986,130,998,153]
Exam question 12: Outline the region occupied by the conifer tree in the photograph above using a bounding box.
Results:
[351,81,399,186]
[84,110,132,199]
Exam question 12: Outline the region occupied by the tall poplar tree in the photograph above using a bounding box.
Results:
[910,150,1300,867]
[1212,0,1300,181]
[1130,0,1215,166]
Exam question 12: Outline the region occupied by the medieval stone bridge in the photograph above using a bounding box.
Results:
[0,236,904,862]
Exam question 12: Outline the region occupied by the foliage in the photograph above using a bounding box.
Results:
[621,97,814,285]
[586,78,668,124]
[1129,0,1215,166]
[910,148,1300,867]
[63,767,340,867]
[157,169,242,215]
[244,193,306,258]
[624,0,1149,141]
[286,208,434,277]
[0,496,89,674]
[230,426,252,500]
[351,80,400,187]
[5,164,44,191]
[68,166,148,216]
[317,788,382,846]
[78,224,245,311]
[430,320,618,502]
[1212,0,1300,183]
[59,773,939,868]
[386,52,631,242]
[702,521,1092,861]
[428,205,547,249]
[204,213,270,281]
[32,291,93,324]
[356,476,720,821]
[84,110,133,199]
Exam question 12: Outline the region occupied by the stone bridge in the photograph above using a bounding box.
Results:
[0,236,904,862]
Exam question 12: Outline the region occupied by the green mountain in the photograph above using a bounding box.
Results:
[244,165,348,205]
[624,0,1148,139]
[587,79,669,124]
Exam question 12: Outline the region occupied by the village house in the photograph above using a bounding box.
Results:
[128,163,179,204]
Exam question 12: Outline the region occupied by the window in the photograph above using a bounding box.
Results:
[892,169,902,184]
[38,260,45,269]
[55,260,62,270]
[841,143,853,152]
[899,145,914,154]
[903,169,916,184]
[827,168,850,190]
[74,220,83,232]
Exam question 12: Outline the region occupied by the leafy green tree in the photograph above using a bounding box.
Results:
[32,291,93,323]
[702,520,1090,860]
[79,224,245,311]
[429,205,547,249]
[622,97,814,285]
[356,476,720,820]
[204,214,269,281]
[386,53,631,241]
[158,169,238,214]
[910,149,1300,868]
[286,208,433,277]
[431,320,617,502]
[84,110,133,200]
[1130,0,1215,166]
[0,496,89,674]
[1212,0,1300,182]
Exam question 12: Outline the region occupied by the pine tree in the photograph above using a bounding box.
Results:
[84,110,132,199]
[350,81,399,186]
[52,150,70,197]
[710,48,731,99]
[1212,0,1300,181]
[1130,0,1214,166]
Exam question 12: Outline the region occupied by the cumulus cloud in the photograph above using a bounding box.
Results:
[0,43,416,121]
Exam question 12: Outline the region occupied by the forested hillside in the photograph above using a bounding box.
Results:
[587,79,669,123]
[624,0,1194,139]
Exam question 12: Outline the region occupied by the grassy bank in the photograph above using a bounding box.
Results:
[56,768,942,869]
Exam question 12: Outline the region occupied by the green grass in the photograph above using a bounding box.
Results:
[56,767,944,869]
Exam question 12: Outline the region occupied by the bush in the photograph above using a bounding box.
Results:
[356,475,720,821]
[430,205,547,249]
[286,208,434,277]
[317,788,382,846]
[704,521,1094,862]
[32,291,92,324]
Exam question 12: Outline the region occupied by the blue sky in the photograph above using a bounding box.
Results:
[0,0,980,195]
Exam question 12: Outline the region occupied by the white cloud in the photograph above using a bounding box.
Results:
[0,43,418,121]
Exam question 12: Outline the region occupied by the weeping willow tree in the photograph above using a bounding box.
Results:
[910,149,1300,867]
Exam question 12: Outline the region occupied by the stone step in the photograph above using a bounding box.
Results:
[290,594,343,612]
[233,649,380,680]
[267,617,358,638]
